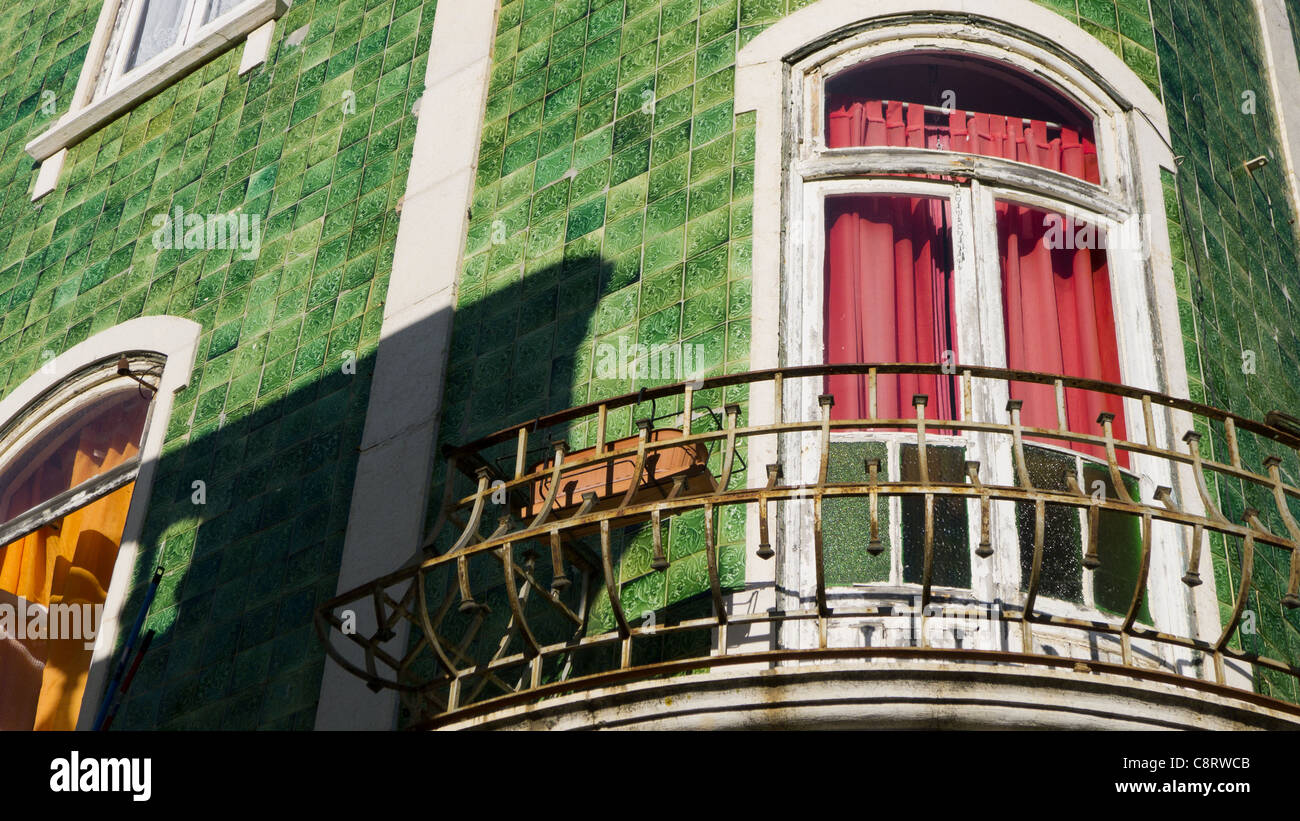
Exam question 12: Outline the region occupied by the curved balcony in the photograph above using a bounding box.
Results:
[315,364,1300,729]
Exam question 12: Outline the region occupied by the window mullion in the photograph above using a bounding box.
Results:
[109,0,148,87]
[183,0,209,45]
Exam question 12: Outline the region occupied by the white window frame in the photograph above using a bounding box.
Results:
[0,316,200,729]
[25,0,285,195]
[103,0,244,99]
[789,41,1182,650]
[732,0,1223,676]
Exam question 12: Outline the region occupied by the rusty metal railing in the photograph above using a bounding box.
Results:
[315,364,1300,726]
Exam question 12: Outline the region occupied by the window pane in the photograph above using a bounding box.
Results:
[0,387,150,730]
[825,53,1100,184]
[125,0,190,71]
[824,195,960,423]
[823,441,890,585]
[204,0,242,23]
[901,444,970,588]
[997,201,1128,465]
[0,389,150,524]
[1082,464,1149,621]
[1015,445,1083,604]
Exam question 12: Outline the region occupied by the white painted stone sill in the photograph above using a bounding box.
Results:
[24,0,286,163]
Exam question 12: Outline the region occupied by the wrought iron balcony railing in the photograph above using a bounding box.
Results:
[315,364,1300,727]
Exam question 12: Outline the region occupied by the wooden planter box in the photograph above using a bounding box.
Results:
[518,429,713,522]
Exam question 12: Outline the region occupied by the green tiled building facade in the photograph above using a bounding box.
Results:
[1,0,1298,730]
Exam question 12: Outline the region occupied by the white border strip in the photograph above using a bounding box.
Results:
[314,0,500,730]
[1254,0,1300,228]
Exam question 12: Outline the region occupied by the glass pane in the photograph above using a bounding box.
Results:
[824,195,960,424]
[900,444,969,588]
[823,441,890,585]
[1016,445,1083,603]
[997,201,1128,465]
[0,388,150,525]
[125,0,190,71]
[1082,464,1149,621]
[204,0,242,23]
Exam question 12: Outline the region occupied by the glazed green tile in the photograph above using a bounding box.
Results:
[581,60,619,106]
[685,207,730,258]
[643,227,685,274]
[606,174,648,221]
[651,120,692,167]
[573,125,614,168]
[565,195,607,241]
[543,81,581,122]
[646,189,688,235]
[501,133,540,176]
[656,54,697,97]
[641,267,684,313]
[569,159,608,203]
[648,154,690,201]
[653,87,695,132]
[613,110,653,152]
[688,171,730,219]
[610,139,651,184]
[577,95,616,137]
[534,148,573,188]
[605,212,645,254]
[588,0,625,40]
[689,133,731,181]
[682,282,727,337]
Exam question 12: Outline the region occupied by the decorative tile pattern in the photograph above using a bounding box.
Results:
[1152,0,1300,702]
[438,0,758,632]
[0,0,437,728]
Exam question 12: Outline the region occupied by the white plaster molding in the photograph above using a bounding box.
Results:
[31,148,66,202]
[0,315,201,731]
[737,0,1168,138]
[239,19,277,76]
[433,660,1300,730]
[1254,0,1300,228]
[315,0,499,730]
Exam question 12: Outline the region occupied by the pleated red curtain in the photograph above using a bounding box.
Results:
[823,97,1126,460]
[826,98,1101,184]
[824,195,958,422]
[998,204,1128,464]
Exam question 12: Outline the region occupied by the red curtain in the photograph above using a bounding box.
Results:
[824,98,1125,460]
[824,195,958,422]
[826,99,1100,184]
[998,204,1127,464]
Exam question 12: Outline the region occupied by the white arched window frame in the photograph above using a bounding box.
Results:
[0,316,200,728]
[733,0,1221,668]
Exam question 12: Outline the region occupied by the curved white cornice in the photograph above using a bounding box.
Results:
[0,315,200,440]
[736,0,1169,142]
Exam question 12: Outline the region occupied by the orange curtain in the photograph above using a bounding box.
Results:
[0,395,147,730]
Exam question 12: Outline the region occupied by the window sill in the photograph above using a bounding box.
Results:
[24,0,286,163]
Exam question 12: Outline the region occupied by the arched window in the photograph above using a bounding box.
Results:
[0,317,198,730]
[737,3,1189,640]
[0,381,153,730]
[820,53,1127,456]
